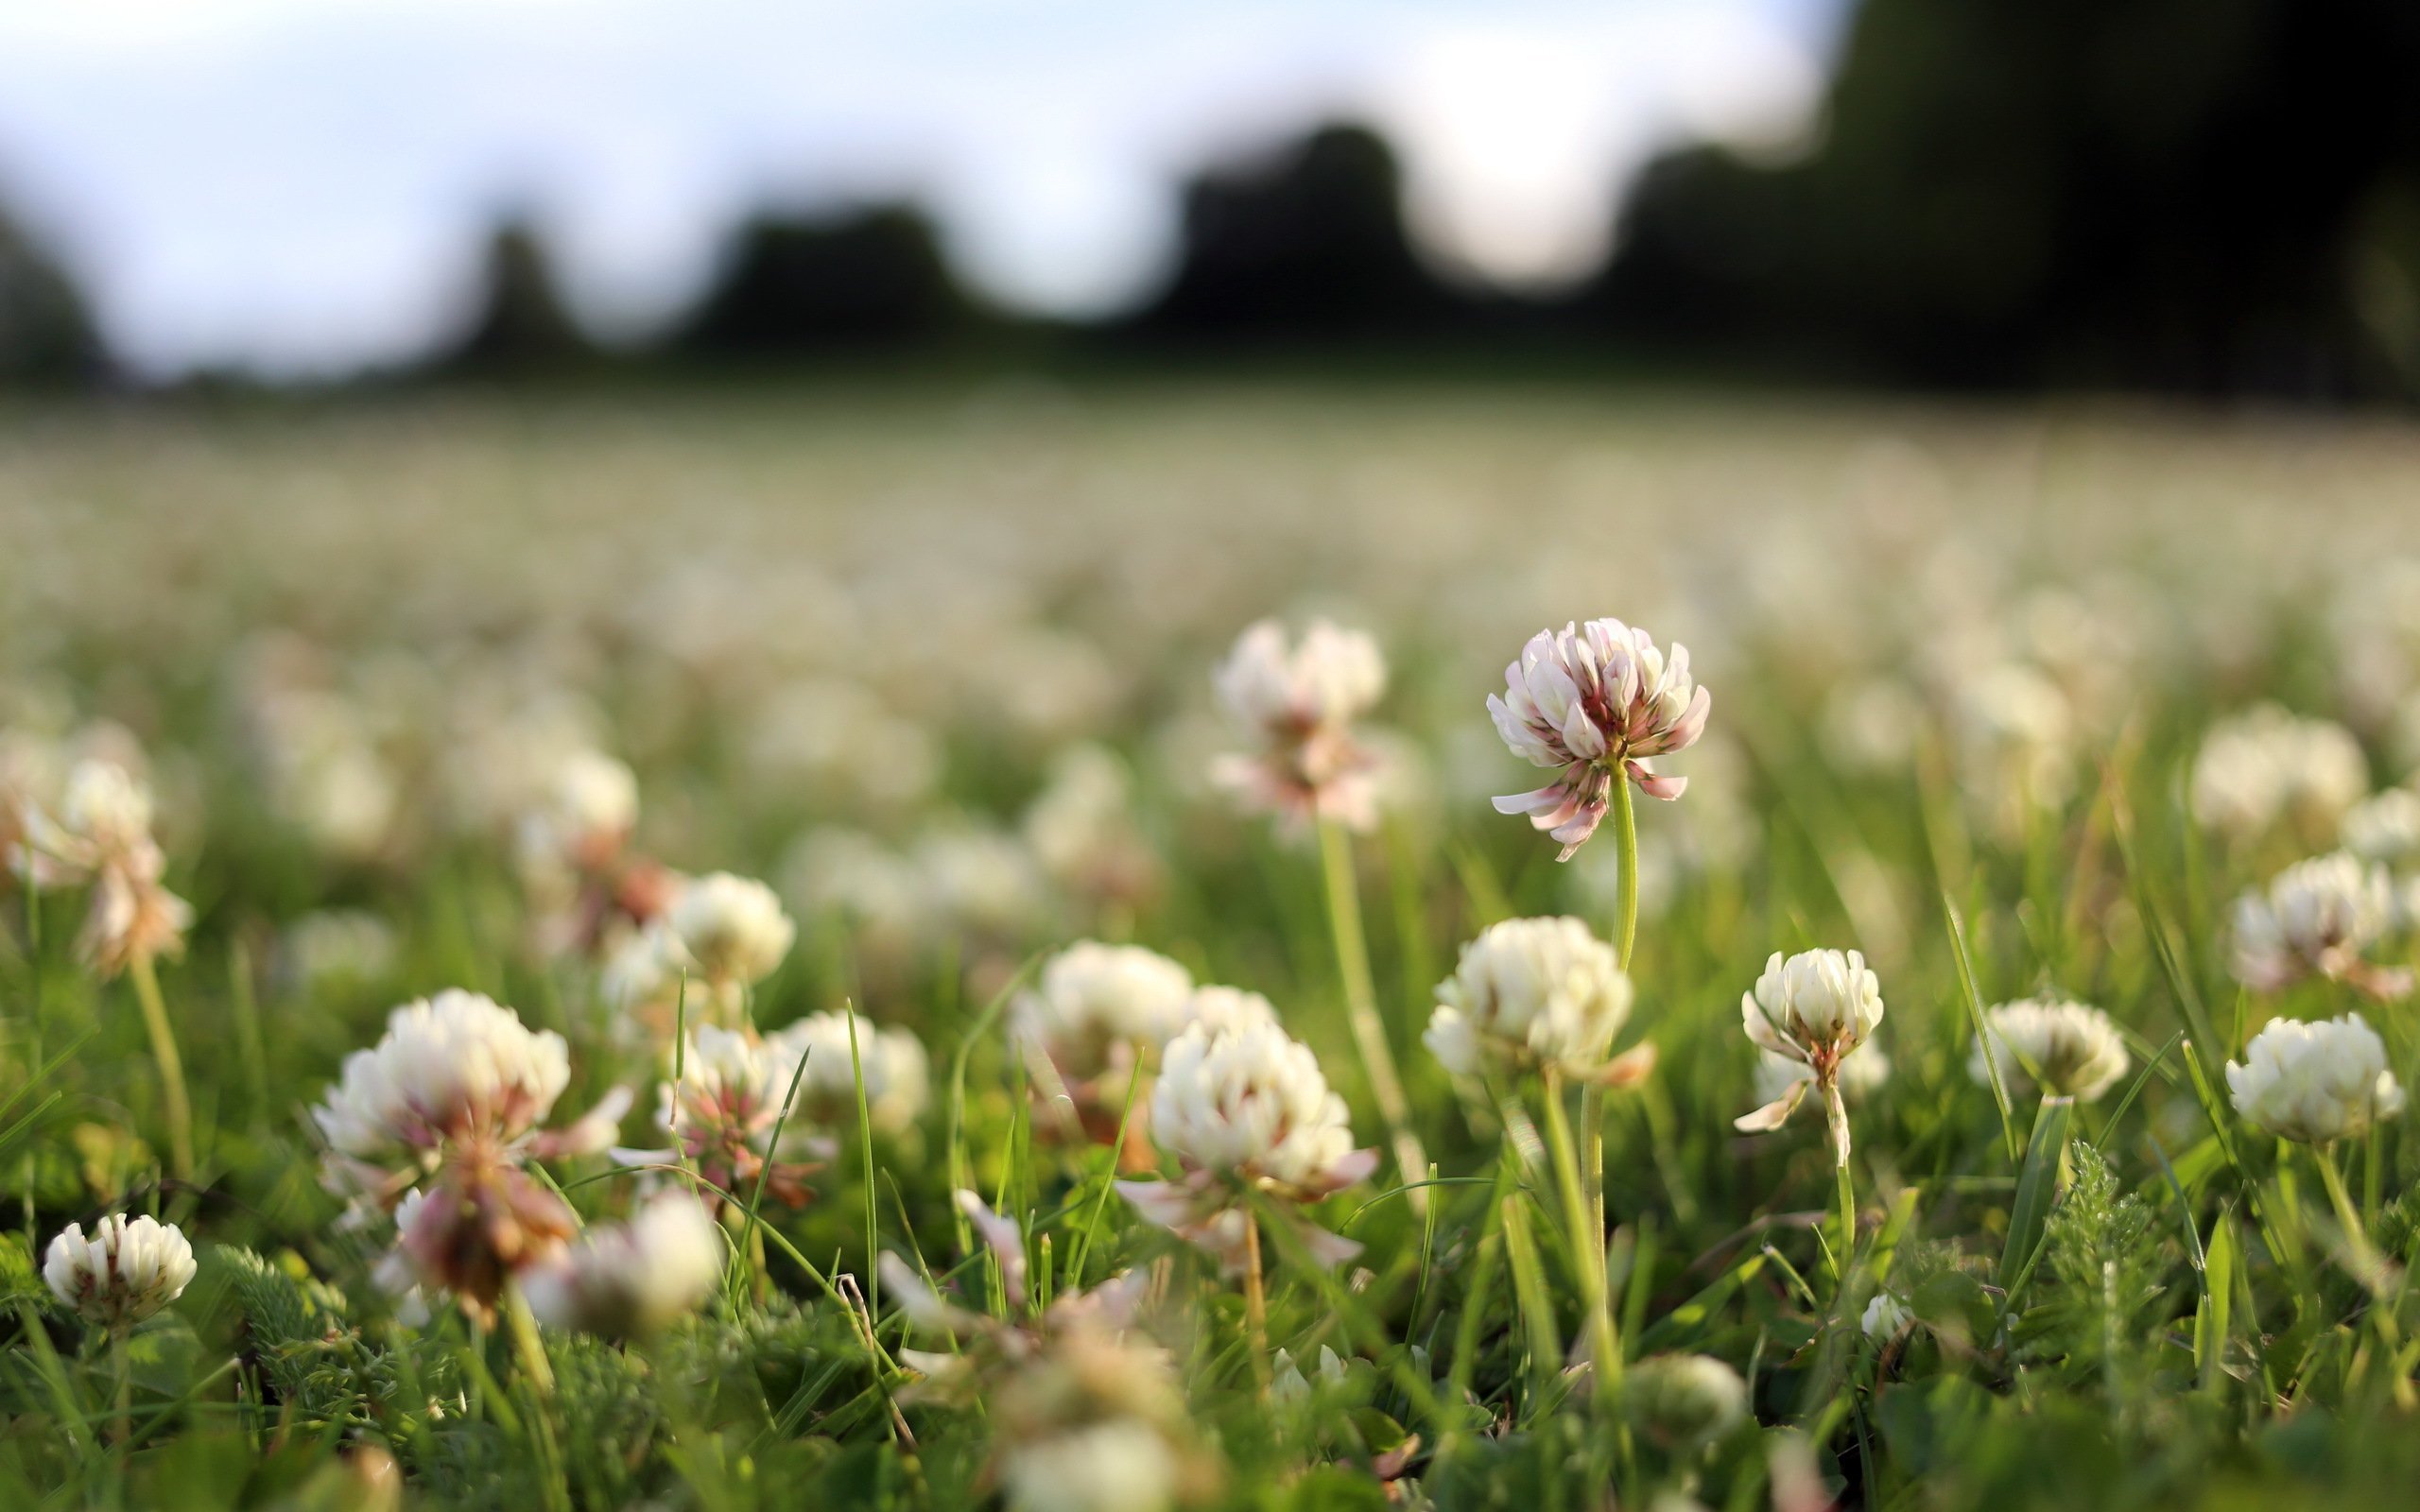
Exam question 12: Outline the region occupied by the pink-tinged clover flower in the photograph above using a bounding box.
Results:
[1489,619,1710,860]
[1209,618,1388,833]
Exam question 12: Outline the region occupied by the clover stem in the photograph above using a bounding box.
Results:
[1317,814,1427,1212]
[129,952,195,1181]
[1539,1068,1622,1406]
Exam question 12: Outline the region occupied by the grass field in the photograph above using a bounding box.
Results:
[7,383,2420,1510]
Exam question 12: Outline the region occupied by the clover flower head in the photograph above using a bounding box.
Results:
[1426,916,1641,1080]
[1210,618,1387,832]
[524,1194,724,1338]
[1489,618,1710,860]
[1735,949,1885,1161]
[1623,1353,1749,1452]
[43,1214,197,1330]
[2230,851,2410,1000]
[1968,997,2131,1102]
[313,990,573,1166]
[1013,941,1197,1087]
[667,871,796,988]
[766,1010,931,1136]
[2227,1013,2406,1144]
[2190,706,2367,842]
[2342,787,2420,868]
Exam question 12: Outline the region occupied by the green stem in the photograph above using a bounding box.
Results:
[1826,1079,1857,1293]
[128,953,194,1180]
[112,1324,131,1449]
[1317,816,1426,1208]
[1609,774,1638,971]
[2315,1144,2388,1300]
[502,1280,557,1398]
[1536,1071,1622,1406]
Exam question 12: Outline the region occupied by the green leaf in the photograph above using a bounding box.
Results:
[1997,1095,2074,1302]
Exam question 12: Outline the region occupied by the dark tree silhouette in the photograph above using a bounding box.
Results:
[439,221,596,377]
[1132,123,1461,342]
[676,204,974,354]
[1594,0,2420,398]
[0,203,102,387]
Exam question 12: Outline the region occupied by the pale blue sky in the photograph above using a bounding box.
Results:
[0,0,1845,378]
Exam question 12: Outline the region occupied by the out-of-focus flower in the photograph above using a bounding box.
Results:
[15,758,193,978]
[1117,1018,1375,1272]
[2227,1013,2405,1144]
[2191,706,2368,844]
[43,1214,197,1330]
[312,990,624,1322]
[277,909,400,997]
[1968,998,2131,1102]
[993,1328,1215,1512]
[1735,949,1886,1166]
[2229,852,2411,1000]
[1022,744,1161,912]
[2342,787,2420,868]
[523,1195,724,1338]
[667,871,795,997]
[1950,662,2075,838]
[916,825,1049,942]
[1860,1291,1911,1340]
[1209,618,1387,832]
[766,1009,930,1137]
[622,1025,818,1210]
[514,749,663,961]
[1623,1353,1748,1452]
[1015,942,1197,1090]
[1489,619,1710,860]
[1425,916,1651,1083]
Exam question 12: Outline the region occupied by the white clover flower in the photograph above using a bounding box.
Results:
[1176,984,1281,1040]
[767,1010,931,1136]
[1968,998,2131,1102]
[667,871,796,988]
[1754,1041,1891,1107]
[1735,949,1886,1164]
[2190,706,2368,842]
[313,989,573,1167]
[17,756,193,978]
[1001,1418,1181,1512]
[1950,663,2076,836]
[2227,1013,2406,1143]
[2230,852,2411,1000]
[1118,1018,1375,1272]
[2342,787,2420,868]
[1623,1353,1749,1452]
[43,1214,197,1330]
[60,759,155,852]
[1013,942,1197,1087]
[1489,618,1711,860]
[1147,1020,1360,1194]
[1210,618,1389,831]
[524,1195,724,1338]
[1426,916,1644,1080]
[515,748,638,888]
[1860,1291,1911,1341]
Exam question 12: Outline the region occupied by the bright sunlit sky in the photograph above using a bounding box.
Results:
[0,0,1846,379]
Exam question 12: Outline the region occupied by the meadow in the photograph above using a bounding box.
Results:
[6,382,2420,1510]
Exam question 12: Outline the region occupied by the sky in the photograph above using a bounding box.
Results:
[0,0,1845,380]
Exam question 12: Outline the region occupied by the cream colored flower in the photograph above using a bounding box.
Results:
[1209,618,1387,831]
[1735,949,1886,1164]
[17,757,193,978]
[2342,787,2420,868]
[1860,1291,1911,1340]
[2190,706,2367,842]
[524,1195,724,1337]
[44,1214,197,1330]
[667,871,796,989]
[2227,1013,2406,1143]
[1426,916,1644,1080]
[1490,618,1710,860]
[2230,852,2411,1000]
[1968,998,2130,1102]
[767,1010,931,1136]
[314,990,573,1169]
[1013,942,1197,1087]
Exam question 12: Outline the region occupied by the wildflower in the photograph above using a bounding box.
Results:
[16,758,193,977]
[1014,942,1198,1090]
[43,1214,197,1330]
[523,1195,725,1338]
[2229,852,2411,1000]
[622,1025,819,1209]
[1426,916,1652,1082]
[2227,1013,2406,1144]
[1489,619,1711,860]
[1968,998,2131,1102]
[1860,1291,1911,1340]
[2190,706,2367,843]
[1116,1019,1375,1272]
[313,990,624,1324]
[666,871,796,997]
[765,1009,931,1137]
[2342,787,2420,868]
[994,1328,1215,1512]
[514,748,675,961]
[1735,949,1886,1166]
[1209,618,1387,831]
[1023,744,1161,911]
[517,748,638,877]
[1950,663,2075,837]
[1623,1353,1749,1452]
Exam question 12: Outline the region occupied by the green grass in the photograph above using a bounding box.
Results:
[4,385,2420,1508]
